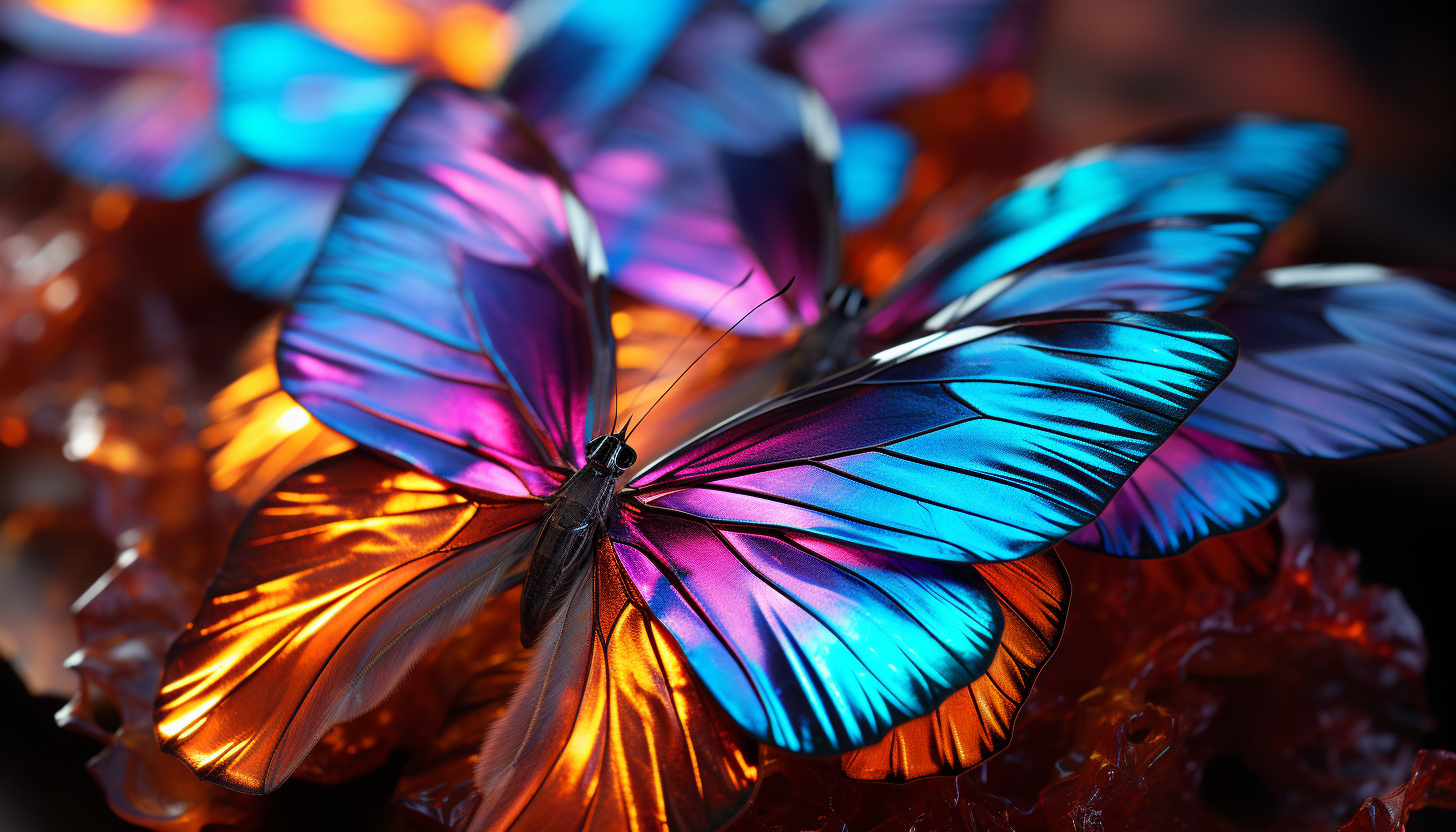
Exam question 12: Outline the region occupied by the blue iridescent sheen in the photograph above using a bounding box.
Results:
[629,312,1238,563]
[277,83,614,499]
[216,22,413,177]
[866,117,1348,341]
[1193,265,1456,457]
[503,0,704,168]
[0,57,241,198]
[837,120,915,229]
[613,310,1235,752]
[918,214,1266,332]
[609,509,1003,755]
[202,171,344,302]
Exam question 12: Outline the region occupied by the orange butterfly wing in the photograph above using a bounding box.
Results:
[470,537,759,832]
[842,551,1069,780]
[154,449,544,793]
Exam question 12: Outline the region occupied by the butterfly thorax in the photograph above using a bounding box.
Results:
[519,434,638,647]
[785,285,866,389]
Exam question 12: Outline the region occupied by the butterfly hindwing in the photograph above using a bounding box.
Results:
[470,538,758,832]
[154,450,545,794]
[1191,265,1456,457]
[842,551,1069,780]
[202,171,346,302]
[1064,425,1285,558]
[277,82,616,498]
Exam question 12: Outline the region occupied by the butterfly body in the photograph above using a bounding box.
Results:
[519,433,638,647]
[785,284,867,388]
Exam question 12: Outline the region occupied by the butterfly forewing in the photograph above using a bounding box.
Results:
[609,311,1238,756]
[1065,425,1285,559]
[277,82,615,497]
[865,117,1348,343]
[573,2,836,336]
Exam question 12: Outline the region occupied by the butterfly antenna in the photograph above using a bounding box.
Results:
[627,277,795,441]
[618,269,756,422]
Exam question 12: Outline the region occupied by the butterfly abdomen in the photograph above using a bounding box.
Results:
[519,435,636,647]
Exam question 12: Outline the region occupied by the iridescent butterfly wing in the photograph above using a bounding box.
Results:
[156,82,600,790]
[864,117,1349,344]
[0,57,241,199]
[501,0,704,168]
[573,1,838,337]
[1192,265,1456,457]
[758,0,1011,123]
[913,216,1286,558]
[601,311,1239,758]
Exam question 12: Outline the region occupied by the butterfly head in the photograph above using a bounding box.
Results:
[585,432,637,474]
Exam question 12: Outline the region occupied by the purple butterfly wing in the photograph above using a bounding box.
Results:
[766,0,1011,122]
[1064,425,1285,558]
[573,3,837,336]
[0,57,241,198]
[865,117,1347,343]
[278,82,615,498]
[609,311,1237,753]
[1189,265,1456,457]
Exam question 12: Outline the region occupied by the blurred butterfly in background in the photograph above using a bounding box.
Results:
[152,83,1241,830]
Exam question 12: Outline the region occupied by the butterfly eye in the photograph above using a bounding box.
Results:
[614,445,637,469]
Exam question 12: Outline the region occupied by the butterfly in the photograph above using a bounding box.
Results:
[569,1,1360,560]
[152,82,1240,830]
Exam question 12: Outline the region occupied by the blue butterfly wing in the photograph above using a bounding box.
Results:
[865,117,1348,342]
[1063,425,1285,558]
[216,22,412,177]
[0,57,241,198]
[573,2,837,336]
[1190,265,1456,457]
[202,171,344,302]
[610,311,1237,753]
[278,82,615,498]
[915,214,1266,334]
[837,119,916,229]
[764,0,1011,122]
[501,0,703,168]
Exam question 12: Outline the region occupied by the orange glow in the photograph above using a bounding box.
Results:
[0,417,28,447]
[986,71,1033,119]
[31,0,151,34]
[610,311,634,339]
[299,0,428,63]
[202,323,355,505]
[91,184,136,230]
[433,2,516,88]
[861,244,907,296]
